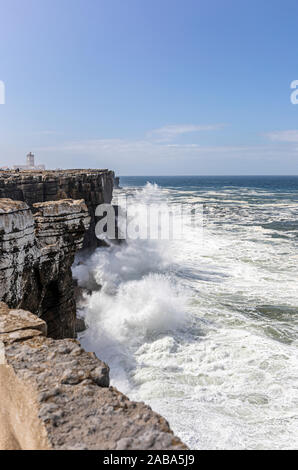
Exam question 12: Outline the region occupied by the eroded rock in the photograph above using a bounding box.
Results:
[0,199,90,338]
[0,304,187,450]
[0,169,114,249]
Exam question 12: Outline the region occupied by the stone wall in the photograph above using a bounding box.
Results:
[0,303,186,450]
[0,198,90,338]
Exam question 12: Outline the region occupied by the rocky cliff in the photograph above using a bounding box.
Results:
[0,170,187,450]
[0,169,114,249]
[0,198,90,338]
[0,303,186,450]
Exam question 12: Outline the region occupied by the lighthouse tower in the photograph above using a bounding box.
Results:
[26,152,35,167]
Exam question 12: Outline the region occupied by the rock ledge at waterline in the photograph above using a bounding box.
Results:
[0,303,186,450]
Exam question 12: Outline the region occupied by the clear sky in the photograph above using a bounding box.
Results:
[0,0,298,175]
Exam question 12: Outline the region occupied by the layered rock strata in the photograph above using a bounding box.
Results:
[0,169,114,249]
[0,303,186,450]
[0,171,188,450]
[0,198,90,338]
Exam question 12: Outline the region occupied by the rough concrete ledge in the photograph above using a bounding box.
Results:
[0,303,186,450]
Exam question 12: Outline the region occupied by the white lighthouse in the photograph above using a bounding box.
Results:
[26,152,35,167]
[12,152,46,171]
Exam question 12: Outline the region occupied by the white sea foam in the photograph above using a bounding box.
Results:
[73,182,298,449]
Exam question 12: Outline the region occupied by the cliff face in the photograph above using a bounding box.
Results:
[0,198,90,338]
[0,169,114,249]
[0,170,188,450]
[0,169,115,337]
[0,303,186,450]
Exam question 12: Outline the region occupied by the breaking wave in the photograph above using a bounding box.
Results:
[73,179,298,449]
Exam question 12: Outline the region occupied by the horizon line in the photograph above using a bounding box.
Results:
[118,174,298,177]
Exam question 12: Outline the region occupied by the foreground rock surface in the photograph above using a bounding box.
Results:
[0,198,90,338]
[0,169,114,249]
[0,303,186,450]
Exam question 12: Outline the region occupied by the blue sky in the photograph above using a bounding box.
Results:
[0,0,298,175]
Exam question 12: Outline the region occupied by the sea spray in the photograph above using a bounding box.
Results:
[79,274,189,379]
[73,177,298,449]
[73,182,191,392]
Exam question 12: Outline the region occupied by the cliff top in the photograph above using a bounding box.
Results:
[0,198,28,213]
[0,169,112,178]
[0,168,115,249]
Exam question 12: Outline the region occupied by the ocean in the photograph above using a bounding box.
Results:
[74,176,298,450]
